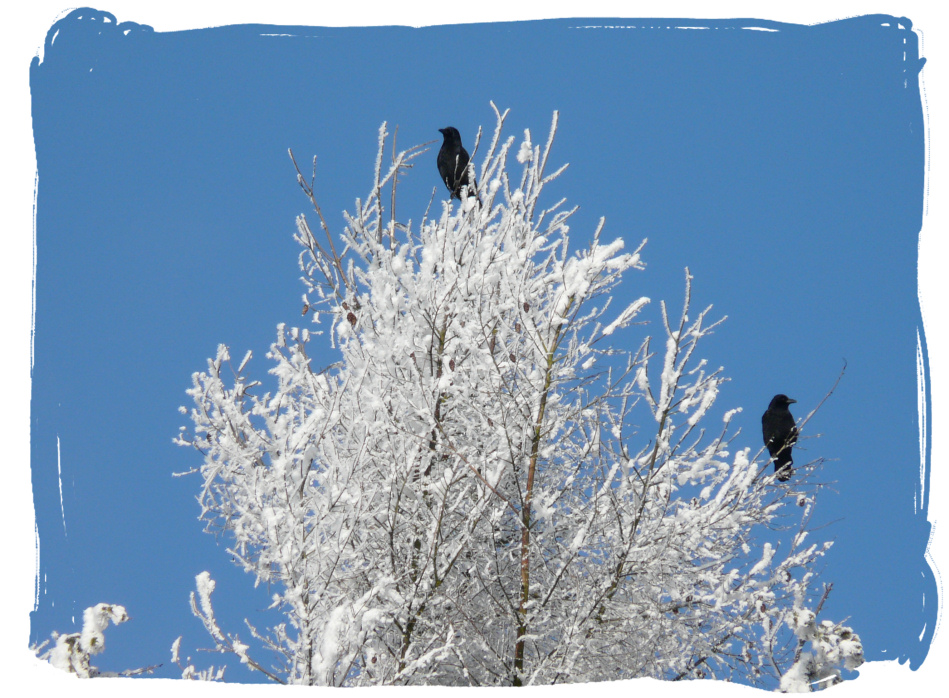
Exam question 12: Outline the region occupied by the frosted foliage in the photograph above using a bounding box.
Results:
[31,603,132,678]
[779,609,864,692]
[177,104,859,688]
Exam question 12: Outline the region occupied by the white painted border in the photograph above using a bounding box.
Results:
[4,3,942,696]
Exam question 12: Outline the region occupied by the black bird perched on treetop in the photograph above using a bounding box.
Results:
[437,127,476,200]
[762,394,799,482]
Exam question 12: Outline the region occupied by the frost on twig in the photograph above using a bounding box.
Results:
[183,572,285,684]
[171,636,226,681]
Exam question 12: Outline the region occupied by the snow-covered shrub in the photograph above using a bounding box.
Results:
[780,602,864,692]
[32,603,143,678]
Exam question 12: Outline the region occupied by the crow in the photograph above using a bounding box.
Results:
[437,127,476,200]
[762,394,798,481]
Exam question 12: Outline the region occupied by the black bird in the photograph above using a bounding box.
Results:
[762,394,799,481]
[437,127,475,200]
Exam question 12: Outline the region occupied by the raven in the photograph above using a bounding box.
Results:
[762,394,798,481]
[437,127,475,199]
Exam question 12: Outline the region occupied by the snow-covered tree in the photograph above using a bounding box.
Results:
[176,104,862,689]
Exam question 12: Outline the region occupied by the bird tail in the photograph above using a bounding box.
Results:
[774,452,793,481]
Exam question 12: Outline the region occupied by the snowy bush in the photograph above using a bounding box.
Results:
[176,104,861,688]
[779,597,865,692]
[31,602,156,678]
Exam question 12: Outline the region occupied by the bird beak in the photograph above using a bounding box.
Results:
[438,128,446,135]
[788,398,797,404]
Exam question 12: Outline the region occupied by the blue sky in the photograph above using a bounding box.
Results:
[8,2,948,694]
